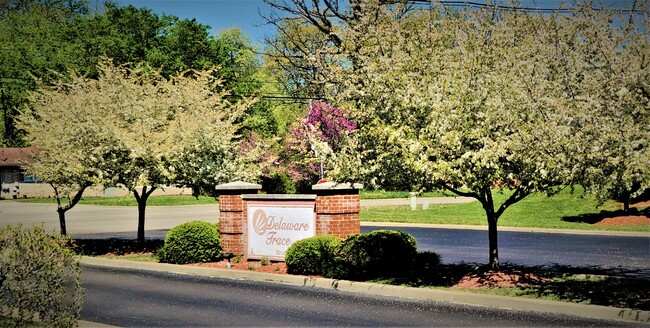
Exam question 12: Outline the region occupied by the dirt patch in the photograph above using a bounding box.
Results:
[562,201,649,226]
[186,260,288,274]
[594,215,650,226]
[597,200,649,226]
[632,200,650,208]
[452,270,546,289]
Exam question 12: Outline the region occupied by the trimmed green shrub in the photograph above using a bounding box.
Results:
[158,221,221,264]
[285,235,341,275]
[0,225,83,327]
[327,230,417,280]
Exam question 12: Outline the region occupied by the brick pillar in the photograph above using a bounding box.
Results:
[215,181,261,256]
[313,182,363,238]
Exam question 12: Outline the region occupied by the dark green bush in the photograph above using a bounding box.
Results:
[410,251,442,284]
[261,171,297,194]
[0,225,83,327]
[285,235,341,275]
[158,221,221,264]
[413,251,441,272]
[327,230,417,280]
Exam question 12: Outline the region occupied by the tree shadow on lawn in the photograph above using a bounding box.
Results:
[383,262,650,311]
[562,207,649,224]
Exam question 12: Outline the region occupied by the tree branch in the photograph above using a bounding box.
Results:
[495,187,530,219]
[444,183,480,199]
[64,183,90,212]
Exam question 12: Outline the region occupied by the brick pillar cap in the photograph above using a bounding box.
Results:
[312,182,364,190]
[215,181,262,191]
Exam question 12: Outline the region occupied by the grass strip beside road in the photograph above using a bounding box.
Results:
[449,275,650,310]
[361,188,650,232]
[373,267,650,311]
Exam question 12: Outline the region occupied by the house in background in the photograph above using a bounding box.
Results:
[0,147,37,184]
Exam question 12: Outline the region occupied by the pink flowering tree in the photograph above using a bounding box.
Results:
[282,100,356,191]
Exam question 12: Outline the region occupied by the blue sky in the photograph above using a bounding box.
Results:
[112,0,274,45]
[111,0,638,46]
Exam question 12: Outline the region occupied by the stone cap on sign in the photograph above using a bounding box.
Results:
[242,194,317,201]
[311,182,364,190]
[215,181,262,191]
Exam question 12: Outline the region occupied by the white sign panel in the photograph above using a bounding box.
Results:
[247,202,315,260]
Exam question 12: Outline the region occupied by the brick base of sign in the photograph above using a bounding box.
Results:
[215,185,256,258]
[216,181,362,259]
[314,193,361,238]
[315,214,360,238]
[220,233,245,256]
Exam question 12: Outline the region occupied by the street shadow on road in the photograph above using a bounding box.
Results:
[561,207,649,224]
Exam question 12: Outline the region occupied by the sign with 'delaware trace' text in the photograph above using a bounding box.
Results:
[247,201,315,260]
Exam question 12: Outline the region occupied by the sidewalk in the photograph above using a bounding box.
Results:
[80,256,649,324]
[361,196,476,207]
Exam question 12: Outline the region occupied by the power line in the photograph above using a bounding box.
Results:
[411,0,646,15]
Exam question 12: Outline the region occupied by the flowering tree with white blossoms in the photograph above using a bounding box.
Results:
[23,60,259,241]
[266,0,649,270]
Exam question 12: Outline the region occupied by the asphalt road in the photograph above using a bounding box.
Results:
[81,265,634,327]
[0,201,218,234]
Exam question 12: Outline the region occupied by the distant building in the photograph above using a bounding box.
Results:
[0,147,38,184]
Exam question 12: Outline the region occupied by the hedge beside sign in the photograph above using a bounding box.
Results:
[247,201,315,260]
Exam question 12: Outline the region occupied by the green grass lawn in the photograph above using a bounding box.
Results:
[360,190,454,199]
[18,195,217,206]
[361,188,650,232]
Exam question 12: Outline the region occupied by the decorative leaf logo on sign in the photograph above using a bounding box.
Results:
[252,209,268,235]
[248,202,315,259]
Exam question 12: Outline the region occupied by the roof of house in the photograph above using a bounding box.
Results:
[0,147,38,167]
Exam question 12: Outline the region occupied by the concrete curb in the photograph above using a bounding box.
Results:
[361,222,650,237]
[79,320,118,327]
[80,256,649,324]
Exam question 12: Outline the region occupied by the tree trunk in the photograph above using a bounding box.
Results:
[446,185,529,273]
[621,191,631,213]
[57,208,67,236]
[52,184,88,236]
[134,186,156,244]
[137,196,146,243]
[488,217,499,271]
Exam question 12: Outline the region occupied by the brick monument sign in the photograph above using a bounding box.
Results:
[215,181,362,261]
